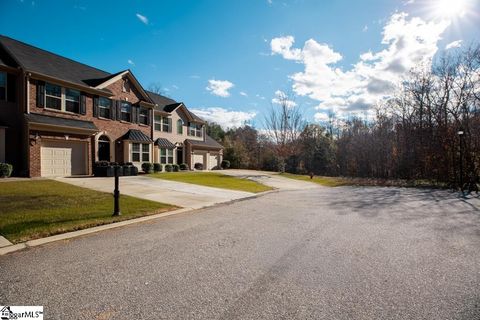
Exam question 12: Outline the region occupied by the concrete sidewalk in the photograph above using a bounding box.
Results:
[56,175,255,209]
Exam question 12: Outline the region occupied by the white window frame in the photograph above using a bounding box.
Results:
[0,72,6,101]
[162,117,170,132]
[132,143,150,162]
[98,97,111,119]
[188,123,203,137]
[154,115,162,131]
[177,119,183,135]
[44,82,81,114]
[121,101,132,122]
[139,107,148,125]
[131,143,141,162]
[142,143,150,162]
[160,148,174,164]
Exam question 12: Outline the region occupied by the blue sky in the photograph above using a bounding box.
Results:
[1,0,479,128]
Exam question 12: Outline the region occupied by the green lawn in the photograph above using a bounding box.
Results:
[0,180,177,244]
[150,171,273,193]
[280,173,449,188]
[280,173,352,187]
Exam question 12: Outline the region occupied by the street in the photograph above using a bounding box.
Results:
[1,186,479,319]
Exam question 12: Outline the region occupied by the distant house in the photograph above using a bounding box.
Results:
[0,35,222,177]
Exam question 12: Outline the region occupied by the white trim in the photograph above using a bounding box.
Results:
[94,132,114,162]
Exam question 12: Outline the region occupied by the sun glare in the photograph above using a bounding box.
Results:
[434,0,469,18]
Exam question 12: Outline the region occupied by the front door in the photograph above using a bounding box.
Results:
[176,147,183,164]
[98,136,110,162]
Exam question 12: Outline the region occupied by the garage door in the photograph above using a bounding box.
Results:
[208,154,219,170]
[41,141,87,177]
[193,153,205,168]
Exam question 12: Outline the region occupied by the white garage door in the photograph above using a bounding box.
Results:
[208,154,219,170]
[193,153,205,168]
[41,141,87,177]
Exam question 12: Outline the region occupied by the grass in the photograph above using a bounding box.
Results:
[150,171,273,193]
[280,173,449,189]
[0,180,177,244]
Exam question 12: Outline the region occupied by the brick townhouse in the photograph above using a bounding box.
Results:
[0,35,223,177]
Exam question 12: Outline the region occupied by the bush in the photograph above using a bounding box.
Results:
[0,163,13,178]
[141,162,154,174]
[172,164,180,172]
[153,163,162,173]
[179,163,189,171]
[164,164,173,172]
[221,160,230,169]
[212,166,221,170]
[194,162,204,170]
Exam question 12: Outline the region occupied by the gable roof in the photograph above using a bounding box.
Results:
[120,129,153,142]
[186,135,223,149]
[0,35,111,88]
[95,70,154,104]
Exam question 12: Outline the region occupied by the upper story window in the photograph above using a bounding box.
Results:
[44,83,81,113]
[45,83,62,110]
[177,119,183,135]
[65,88,80,113]
[188,123,203,138]
[162,117,170,132]
[0,72,6,101]
[154,115,162,131]
[139,107,149,125]
[121,101,132,122]
[98,97,111,119]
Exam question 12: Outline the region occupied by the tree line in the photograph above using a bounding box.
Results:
[208,45,480,186]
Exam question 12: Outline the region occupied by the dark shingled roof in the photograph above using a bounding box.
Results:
[146,91,205,124]
[186,135,223,149]
[26,113,98,131]
[120,129,153,142]
[163,103,183,113]
[0,35,111,87]
[154,138,176,149]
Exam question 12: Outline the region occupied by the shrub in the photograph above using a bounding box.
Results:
[94,161,109,167]
[194,162,204,170]
[179,163,189,171]
[0,163,13,178]
[153,163,162,173]
[221,160,230,169]
[164,164,173,172]
[141,162,154,174]
[212,166,221,170]
[172,164,180,172]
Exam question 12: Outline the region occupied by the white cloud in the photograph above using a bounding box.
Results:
[240,91,248,97]
[445,40,462,49]
[271,12,450,117]
[314,112,330,122]
[136,13,148,25]
[189,75,200,79]
[206,79,234,97]
[363,25,368,32]
[127,59,135,66]
[271,90,297,108]
[191,107,257,129]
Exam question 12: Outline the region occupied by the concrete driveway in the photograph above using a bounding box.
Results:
[56,175,255,209]
[220,169,319,190]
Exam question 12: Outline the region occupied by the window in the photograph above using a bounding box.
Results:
[162,117,170,132]
[188,123,203,137]
[121,101,131,122]
[177,119,183,134]
[65,88,80,113]
[98,97,111,119]
[160,148,174,164]
[132,143,150,162]
[122,79,130,92]
[45,83,62,110]
[0,72,6,101]
[44,83,81,113]
[142,143,150,161]
[154,115,162,131]
[132,143,140,162]
[139,107,149,125]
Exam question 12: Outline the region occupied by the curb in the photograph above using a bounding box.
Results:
[0,190,277,257]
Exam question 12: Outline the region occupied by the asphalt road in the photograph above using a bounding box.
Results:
[1,187,480,319]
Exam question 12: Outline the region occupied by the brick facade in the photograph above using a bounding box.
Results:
[27,77,153,177]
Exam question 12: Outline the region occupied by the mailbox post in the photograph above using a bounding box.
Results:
[113,165,121,216]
